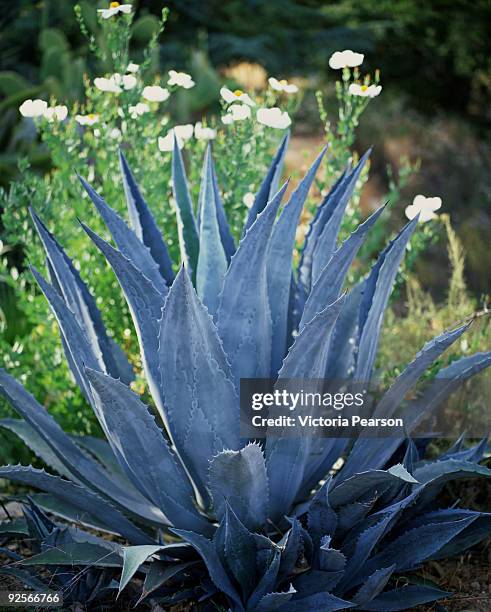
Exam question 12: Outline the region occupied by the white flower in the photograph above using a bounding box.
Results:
[94,76,121,93]
[158,134,176,151]
[194,122,216,140]
[405,195,442,223]
[268,77,299,94]
[243,192,255,208]
[220,87,255,106]
[158,124,194,152]
[329,49,364,70]
[348,83,382,98]
[256,107,291,129]
[19,99,47,118]
[167,70,195,89]
[121,74,137,90]
[43,105,68,122]
[98,2,132,19]
[222,103,251,124]
[142,85,170,102]
[174,124,194,140]
[127,62,139,73]
[128,102,150,118]
[75,113,99,126]
[231,104,252,121]
[95,73,136,93]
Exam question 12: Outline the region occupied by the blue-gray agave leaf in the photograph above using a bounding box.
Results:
[223,504,258,599]
[324,281,364,380]
[300,204,386,329]
[311,149,371,285]
[428,510,491,559]
[339,322,471,480]
[414,458,491,486]
[197,147,236,261]
[79,175,168,294]
[404,351,491,432]
[359,585,452,611]
[0,419,73,481]
[255,585,296,611]
[374,323,470,421]
[336,507,402,594]
[292,570,344,600]
[268,146,327,374]
[118,545,167,596]
[138,561,195,604]
[331,465,417,508]
[243,131,289,233]
[306,479,337,552]
[266,296,345,520]
[295,164,351,312]
[280,592,355,611]
[30,267,100,403]
[73,435,127,480]
[171,136,200,276]
[81,223,167,423]
[351,564,395,605]
[158,266,240,502]
[196,145,229,316]
[318,536,346,573]
[30,208,131,382]
[0,370,161,524]
[209,443,269,530]
[217,183,287,382]
[246,548,282,609]
[356,516,476,582]
[86,368,213,536]
[277,518,305,582]
[355,217,418,382]
[171,527,242,607]
[0,466,151,545]
[119,150,174,284]
[351,351,491,480]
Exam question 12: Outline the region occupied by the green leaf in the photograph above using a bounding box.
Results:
[119,545,166,596]
[21,543,123,567]
[139,561,194,603]
[0,518,29,536]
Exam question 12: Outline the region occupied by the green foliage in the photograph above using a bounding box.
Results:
[379,215,490,396]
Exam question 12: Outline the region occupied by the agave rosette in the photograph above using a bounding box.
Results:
[0,134,490,610]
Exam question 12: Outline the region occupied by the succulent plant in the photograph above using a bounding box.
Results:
[0,135,490,610]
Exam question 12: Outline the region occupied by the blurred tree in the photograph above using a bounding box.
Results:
[331,0,491,121]
[1,1,489,123]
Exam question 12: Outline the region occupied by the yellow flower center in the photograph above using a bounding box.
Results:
[233,89,244,97]
[110,2,120,8]
[361,85,368,91]
[279,80,288,86]
[87,113,96,120]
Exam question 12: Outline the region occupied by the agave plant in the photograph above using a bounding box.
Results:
[1,134,490,610]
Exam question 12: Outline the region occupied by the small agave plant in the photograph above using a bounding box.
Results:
[1,134,490,610]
